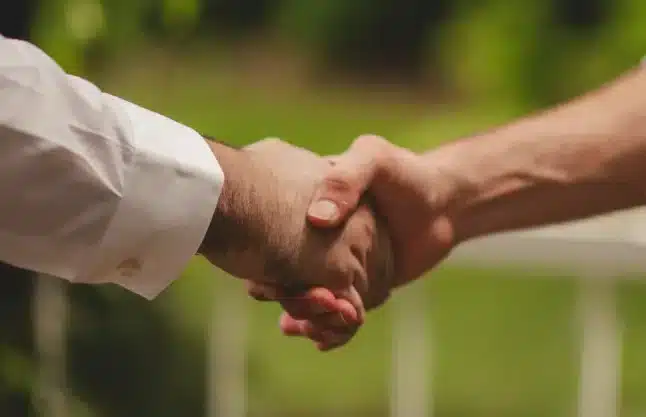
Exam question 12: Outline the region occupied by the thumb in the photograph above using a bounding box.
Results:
[308,135,391,227]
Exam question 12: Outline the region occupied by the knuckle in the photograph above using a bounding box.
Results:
[320,176,361,209]
[245,137,285,152]
[260,137,284,145]
[322,175,355,194]
[355,134,387,148]
[354,134,396,170]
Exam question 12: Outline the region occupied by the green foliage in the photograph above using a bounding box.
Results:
[30,0,94,73]
[160,0,200,32]
[276,0,450,78]
[275,0,353,53]
[438,1,547,105]
[31,0,646,104]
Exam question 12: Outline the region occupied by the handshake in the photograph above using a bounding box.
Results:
[4,36,644,352]
[198,67,646,351]
[200,135,455,351]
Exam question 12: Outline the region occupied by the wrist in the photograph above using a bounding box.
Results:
[199,140,262,260]
[424,128,561,245]
[415,143,473,246]
[429,110,646,245]
[200,139,301,283]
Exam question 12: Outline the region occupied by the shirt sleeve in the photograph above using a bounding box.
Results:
[0,36,224,299]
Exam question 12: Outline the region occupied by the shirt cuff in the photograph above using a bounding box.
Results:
[78,96,223,299]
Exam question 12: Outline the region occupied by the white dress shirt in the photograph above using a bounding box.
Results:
[0,36,224,299]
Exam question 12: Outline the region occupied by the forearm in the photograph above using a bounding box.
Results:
[427,67,646,243]
[200,141,258,254]
[199,140,282,279]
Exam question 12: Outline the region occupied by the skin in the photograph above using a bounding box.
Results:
[199,138,395,340]
[254,65,646,350]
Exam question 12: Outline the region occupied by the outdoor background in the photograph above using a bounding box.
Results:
[2,1,646,416]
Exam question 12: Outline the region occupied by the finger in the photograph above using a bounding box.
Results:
[279,299,326,319]
[300,287,339,310]
[300,311,349,330]
[278,301,349,328]
[305,287,362,324]
[278,287,339,319]
[335,286,366,324]
[317,335,353,351]
[245,281,281,301]
[280,314,357,349]
[307,135,392,227]
[302,322,334,343]
[274,286,335,303]
[280,287,363,325]
[302,320,357,347]
[246,281,337,306]
[279,314,307,336]
[335,297,361,325]
[281,311,358,340]
[279,313,353,337]
[315,325,357,351]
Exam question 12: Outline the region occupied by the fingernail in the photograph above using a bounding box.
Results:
[308,200,339,222]
[346,310,363,325]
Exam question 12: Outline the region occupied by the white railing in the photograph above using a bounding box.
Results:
[34,208,646,417]
[33,275,69,417]
[391,207,646,417]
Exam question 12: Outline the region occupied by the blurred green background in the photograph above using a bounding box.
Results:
[2,0,646,416]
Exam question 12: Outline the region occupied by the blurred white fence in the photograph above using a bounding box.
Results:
[34,208,646,417]
[439,208,646,417]
[210,208,646,417]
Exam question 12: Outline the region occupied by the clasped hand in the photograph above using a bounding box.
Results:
[199,138,398,349]
[247,136,455,350]
[199,135,456,351]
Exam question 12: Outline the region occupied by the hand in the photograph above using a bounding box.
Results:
[310,135,456,283]
[199,138,395,333]
[270,135,457,348]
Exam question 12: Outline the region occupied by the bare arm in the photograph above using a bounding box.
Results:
[431,66,646,242]
[263,63,646,352]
